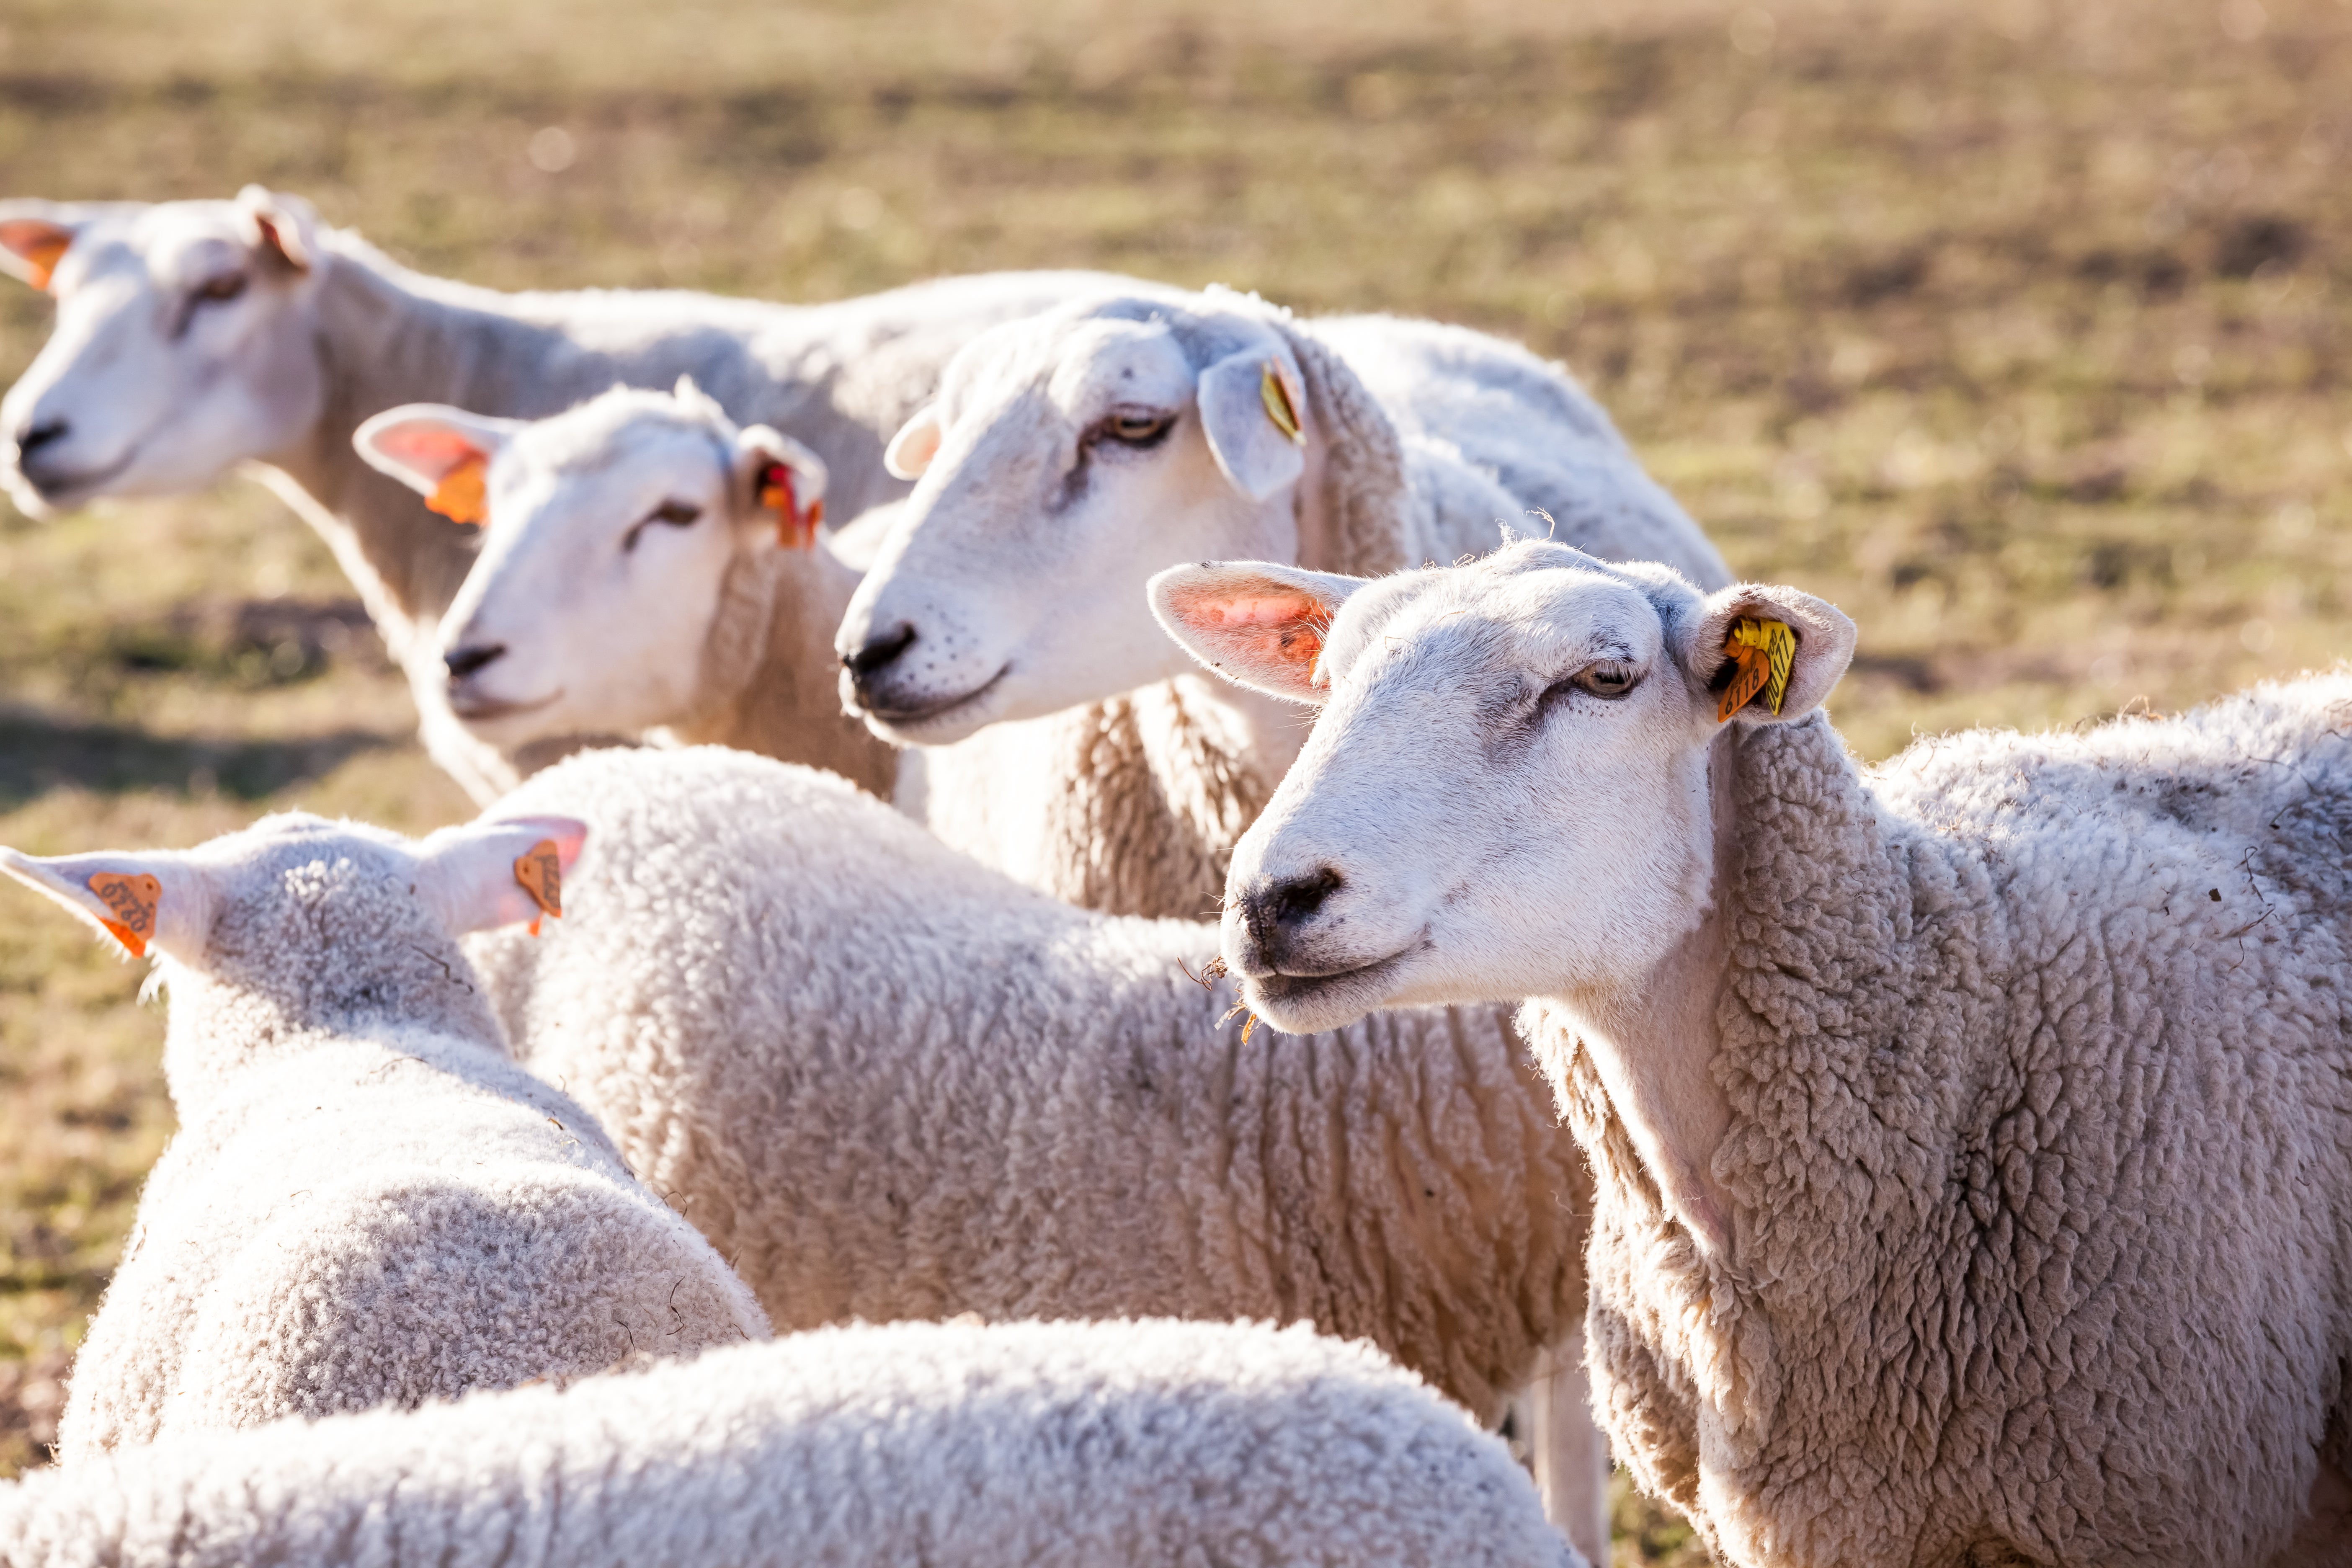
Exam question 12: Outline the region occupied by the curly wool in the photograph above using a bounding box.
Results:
[0,1320,1577,1568]
[467,744,1588,1428]
[1535,679,2352,1567]
[60,821,769,1462]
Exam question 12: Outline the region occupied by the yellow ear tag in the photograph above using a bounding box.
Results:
[426,455,489,526]
[21,233,70,293]
[85,871,160,957]
[513,839,562,938]
[1259,361,1305,446]
[1717,617,1796,722]
[759,462,823,551]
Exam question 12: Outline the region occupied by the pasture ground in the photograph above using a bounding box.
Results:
[1,0,2348,1556]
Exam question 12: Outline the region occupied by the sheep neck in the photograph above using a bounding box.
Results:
[665,542,898,798]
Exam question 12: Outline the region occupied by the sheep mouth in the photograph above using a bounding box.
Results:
[15,446,138,505]
[1242,949,1415,1030]
[860,665,1010,737]
[450,689,565,722]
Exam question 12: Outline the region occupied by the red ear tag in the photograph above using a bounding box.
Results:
[85,872,161,957]
[514,839,562,938]
[759,463,820,550]
[426,454,490,526]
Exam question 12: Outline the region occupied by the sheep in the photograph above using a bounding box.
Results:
[0,1318,1582,1568]
[0,187,1123,802]
[834,282,1732,919]
[1158,538,2352,1567]
[0,810,770,1461]
[350,379,896,798]
[454,744,1593,1520]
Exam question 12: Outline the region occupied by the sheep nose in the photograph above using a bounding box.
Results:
[444,642,507,682]
[13,417,67,461]
[845,622,916,678]
[1238,867,1345,967]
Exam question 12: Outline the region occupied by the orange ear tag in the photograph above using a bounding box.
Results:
[513,839,562,938]
[21,233,70,294]
[426,455,489,526]
[1717,618,1796,722]
[1259,361,1305,446]
[759,462,822,550]
[85,872,160,957]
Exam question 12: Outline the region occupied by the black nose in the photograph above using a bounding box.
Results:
[1243,867,1345,954]
[14,418,67,460]
[844,622,916,680]
[444,642,506,681]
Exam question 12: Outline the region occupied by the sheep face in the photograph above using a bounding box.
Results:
[835,292,1310,744]
[1153,541,1854,1033]
[355,384,825,748]
[0,188,327,517]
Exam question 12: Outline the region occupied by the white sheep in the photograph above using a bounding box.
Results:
[0,188,1122,802]
[1158,539,2352,1567]
[351,379,895,797]
[833,282,1731,919]
[0,810,769,1460]
[0,1319,1581,1568]
[456,743,1591,1489]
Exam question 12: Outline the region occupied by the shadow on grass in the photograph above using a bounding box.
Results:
[0,707,398,809]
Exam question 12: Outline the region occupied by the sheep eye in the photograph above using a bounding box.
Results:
[1573,661,1638,699]
[622,500,702,552]
[1101,410,1173,446]
[193,273,247,304]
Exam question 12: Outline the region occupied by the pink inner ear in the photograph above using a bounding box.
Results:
[1166,583,1330,671]
[377,424,484,478]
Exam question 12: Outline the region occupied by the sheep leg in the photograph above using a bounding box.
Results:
[1522,1329,1612,1565]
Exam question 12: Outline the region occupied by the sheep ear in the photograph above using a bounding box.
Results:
[1674,582,1856,725]
[353,405,524,526]
[1149,560,1365,705]
[0,846,214,962]
[884,405,942,480]
[236,186,317,273]
[736,425,828,550]
[1197,347,1308,502]
[0,202,94,291]
[413,815,589,939]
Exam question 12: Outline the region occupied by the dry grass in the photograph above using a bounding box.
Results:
[2,0,2348,1555]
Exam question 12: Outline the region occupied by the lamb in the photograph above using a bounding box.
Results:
[0,1318,1581,1568]
[351,379,896,798]
[1158,538,2352,1567]
[835,282,1732,919]
[456,744,1591,1509]
[0,188,1122,801]
[0,810,770,1461]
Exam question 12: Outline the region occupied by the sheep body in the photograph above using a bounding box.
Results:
[0,813,768,1461]
[0,1319,1578,1568]
[465,744,1589,1433]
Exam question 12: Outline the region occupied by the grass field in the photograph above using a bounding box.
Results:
[1,0,2348,1555]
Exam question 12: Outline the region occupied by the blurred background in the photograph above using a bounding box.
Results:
[0,0,2346,1554]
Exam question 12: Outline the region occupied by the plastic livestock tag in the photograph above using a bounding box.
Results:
[1718,617,1796,722]
[1260,361,1305,446]
[513,839,563,938]
[426,455,489,526]
[760,462,823,551]
[85,872,160,957]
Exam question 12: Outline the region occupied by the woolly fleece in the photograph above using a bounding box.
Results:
[465,744,1589,1428]
[51,813,768,1460]
[1537,683,2352,1566]
[0,1320,1578,1568]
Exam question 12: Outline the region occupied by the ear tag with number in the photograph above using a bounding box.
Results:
[1259,361,1305,446]
[1718,617,1796,722]
[759,462,822,550]
[513,839,562,938]
[426,454,489,526]
[21,233,71,293]
[86,871,161,957]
